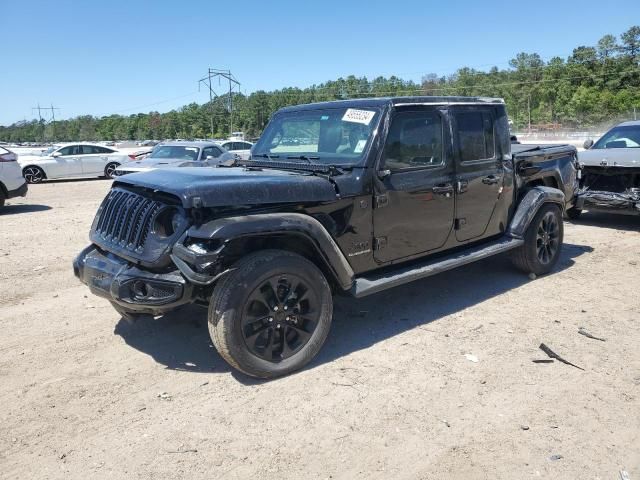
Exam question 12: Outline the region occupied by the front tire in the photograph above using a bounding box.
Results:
[208,250,333,379]
[23,166,45,184]
[511,204,563,275]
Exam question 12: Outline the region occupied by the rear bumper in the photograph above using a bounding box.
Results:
[6,181,28,199]
[73,245,194,314]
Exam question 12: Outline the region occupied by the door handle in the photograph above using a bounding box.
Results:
[432,184,454,196]
[482,175,499,185]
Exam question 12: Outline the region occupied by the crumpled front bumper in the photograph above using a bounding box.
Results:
[576,190,640,216]
[73,245,194,314]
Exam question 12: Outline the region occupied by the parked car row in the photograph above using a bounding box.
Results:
[7,139,254,185]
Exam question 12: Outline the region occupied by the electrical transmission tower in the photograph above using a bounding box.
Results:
[49,104,60,140]
[198,68,241,138]
[31,103,61,141]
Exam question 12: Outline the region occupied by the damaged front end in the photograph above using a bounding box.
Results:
[576,166,640,216]
[72,185,224,315]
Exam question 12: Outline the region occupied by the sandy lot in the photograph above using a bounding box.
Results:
[0,179,639,480]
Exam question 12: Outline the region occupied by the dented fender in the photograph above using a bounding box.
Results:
[508,186,565,239]
[183,213,355,290]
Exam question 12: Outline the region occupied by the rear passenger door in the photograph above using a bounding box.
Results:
[80,146,110,175]
[451,107,504,242]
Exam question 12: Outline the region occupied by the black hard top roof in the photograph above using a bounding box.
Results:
[277,96,504,113]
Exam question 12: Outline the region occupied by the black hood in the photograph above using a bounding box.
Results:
[113,166,338,208]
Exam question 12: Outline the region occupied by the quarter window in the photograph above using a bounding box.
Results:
[382,110,444,171]
[456,111,495,162]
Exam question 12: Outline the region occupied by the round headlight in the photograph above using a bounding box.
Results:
[154,208,181,237]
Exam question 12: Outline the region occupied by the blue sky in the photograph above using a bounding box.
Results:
[2,0,639,125]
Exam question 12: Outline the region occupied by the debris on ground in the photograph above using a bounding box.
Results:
[549,454,563,461]
[521,425,530,431]
[539,343,585,371]
[464,354,479,363]
[165,448,197,454]
[157,392,172,401]
[532,359,554,364]
[528,273,537,280]
[578,327,606,342]
[620,470,631,480]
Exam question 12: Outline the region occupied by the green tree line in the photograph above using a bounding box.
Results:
[2,26,639,143]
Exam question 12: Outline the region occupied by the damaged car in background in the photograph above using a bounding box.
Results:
[573,120,640,218]
[114,141,236,176]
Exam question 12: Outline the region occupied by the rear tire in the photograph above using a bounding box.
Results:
[511,203,563,275]
[23,166,45,184]
[0,193,5,208]
[208,249,333,379]
[104,162,120,179]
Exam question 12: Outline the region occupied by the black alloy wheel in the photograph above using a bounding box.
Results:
[535,210,560,265]
[241,274,320,362]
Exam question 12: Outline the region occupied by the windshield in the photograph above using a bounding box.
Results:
[41,146,57,156]
[252,107,381,165]
[593,125,640,149]
[149,145,200,160]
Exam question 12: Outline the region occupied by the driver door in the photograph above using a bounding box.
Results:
[53,145,84,177]
[373,107,455,263]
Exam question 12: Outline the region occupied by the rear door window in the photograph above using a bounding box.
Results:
[455,111,495,162]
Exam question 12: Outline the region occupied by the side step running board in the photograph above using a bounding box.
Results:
[351,237,524,298]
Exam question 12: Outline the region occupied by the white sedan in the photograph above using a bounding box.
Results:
[18,143,132,183]
[219,140,253,160]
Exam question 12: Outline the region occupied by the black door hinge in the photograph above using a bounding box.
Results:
[375,194,389,209]
[455,218,467,230]
[373,237,387,250]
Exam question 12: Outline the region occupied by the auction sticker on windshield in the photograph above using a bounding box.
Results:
[342,109,376,126]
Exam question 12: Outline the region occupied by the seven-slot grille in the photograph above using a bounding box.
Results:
[94,189,163,252]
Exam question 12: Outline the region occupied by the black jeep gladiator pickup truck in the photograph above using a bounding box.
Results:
[74,96,579,378]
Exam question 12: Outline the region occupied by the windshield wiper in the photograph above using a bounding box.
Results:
[286,155,320,163]
[252,153,279,161]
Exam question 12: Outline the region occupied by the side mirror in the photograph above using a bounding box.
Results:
[52,151,61,158]
[583,139,594,150]
[377,169,391,179]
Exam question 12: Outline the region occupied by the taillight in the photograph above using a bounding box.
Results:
[0,153,17,162]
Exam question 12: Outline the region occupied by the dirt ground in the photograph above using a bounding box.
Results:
[1,179,638,480]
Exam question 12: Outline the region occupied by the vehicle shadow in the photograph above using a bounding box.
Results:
[38,177,108,184]
[0,204,52,215]
[569,211,639,232]
[114,306,229,374]
[113,243,592,383]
